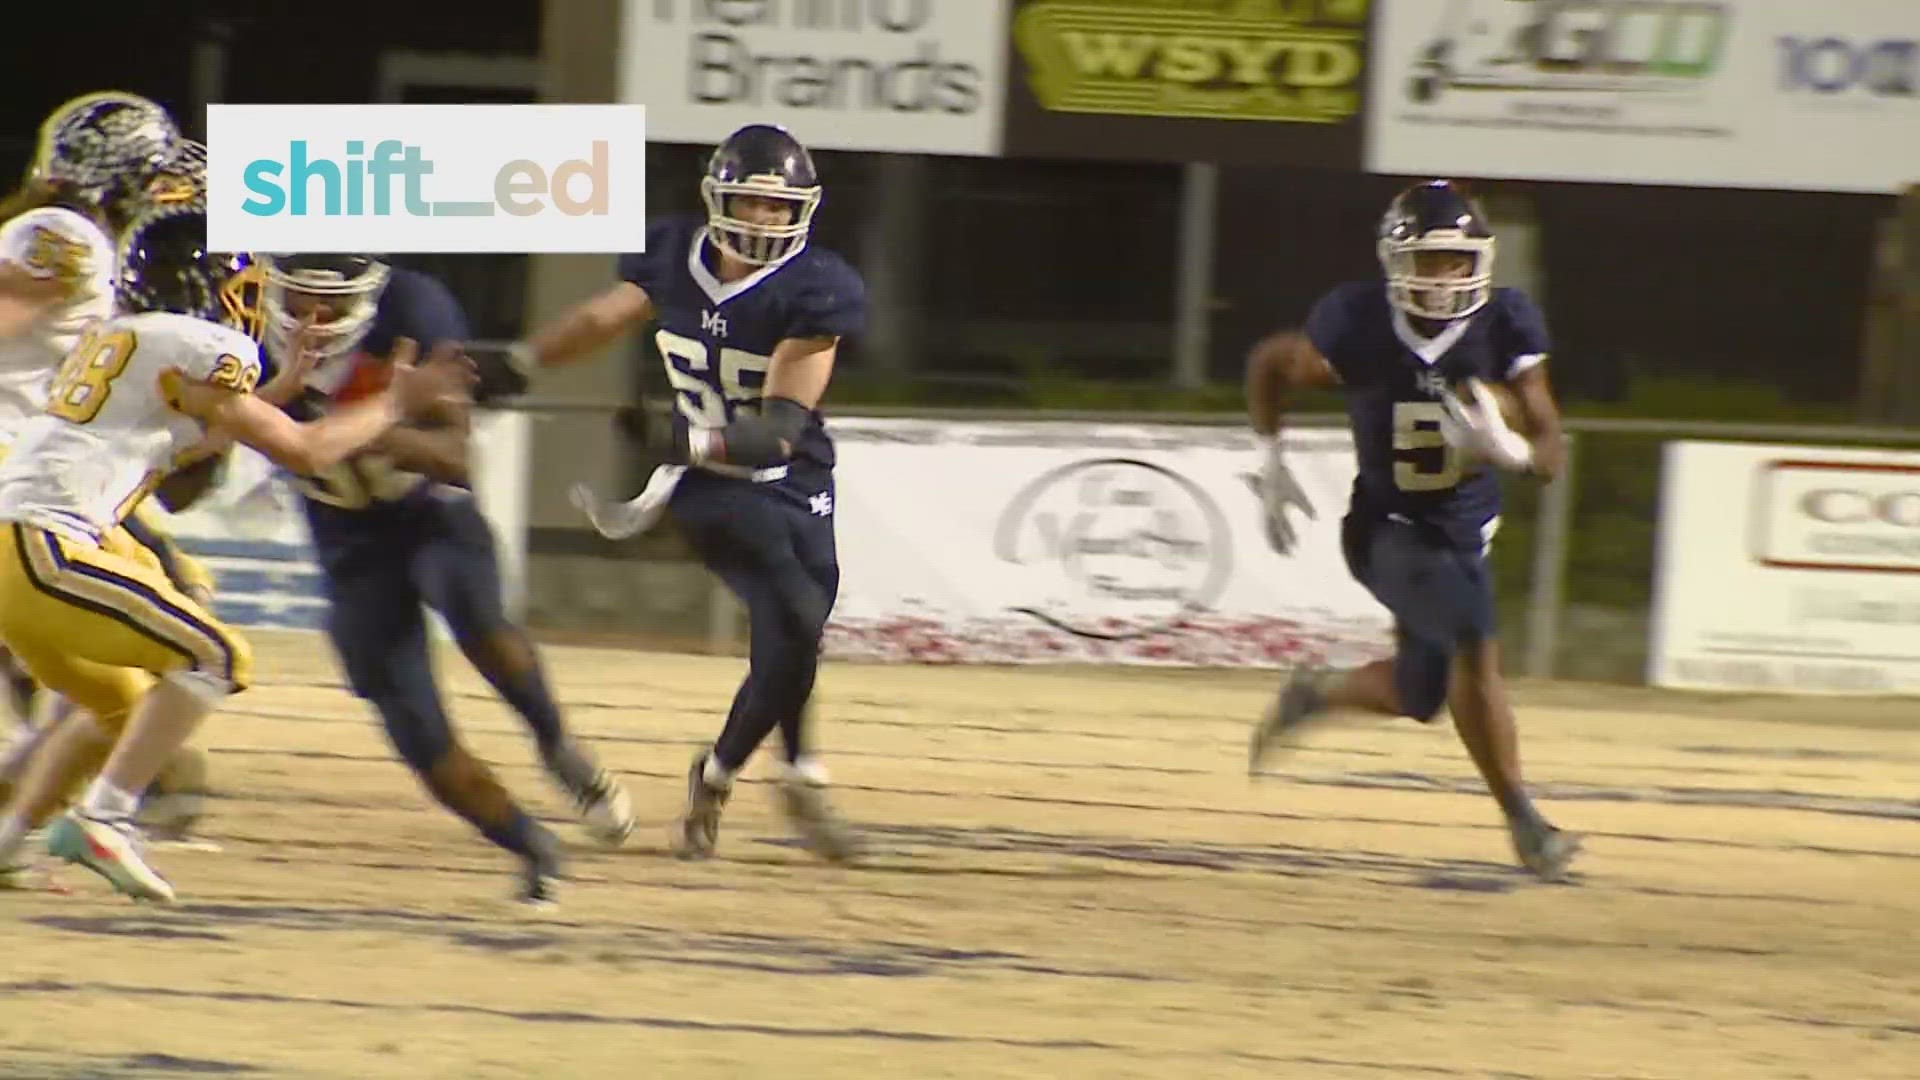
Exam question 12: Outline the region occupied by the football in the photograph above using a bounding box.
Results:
[1466,378,1531,437]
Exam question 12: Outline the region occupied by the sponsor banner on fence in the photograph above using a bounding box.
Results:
[1001,0,1372,166]
[823,417,1393,667]
[148,412,531,633]
[1366,0,1920,194]
[621,0,1012,156]
[1650,441,1920,695]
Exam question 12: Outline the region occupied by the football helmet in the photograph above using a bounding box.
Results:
[701,124,821,266]
[257,253,391,365]
[31,92,182,217]
[1377,180,1496,321]
[117,207,258,336]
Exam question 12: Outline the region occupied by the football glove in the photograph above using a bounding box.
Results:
[1438,381,1533,472]
[470,341,534,404]
[569,464,685,540]
[1256,437,1317,555]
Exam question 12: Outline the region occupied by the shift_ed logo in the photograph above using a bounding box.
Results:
[655,0,982,114]
[239,139,610,217]
[206,104,646,254]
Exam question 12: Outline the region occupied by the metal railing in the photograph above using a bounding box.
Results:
[504,392,1920,680]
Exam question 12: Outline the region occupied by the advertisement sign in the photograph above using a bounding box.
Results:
[1001,0,1372,166]
[150,412,531,632]
[620,0,1013,156]
[1367,0,1920,193]
[1650,441,1920,695]
[823,417,1394,667]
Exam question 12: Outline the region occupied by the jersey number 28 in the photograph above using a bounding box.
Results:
[656,328,770,429]
[1392,401,1462,492]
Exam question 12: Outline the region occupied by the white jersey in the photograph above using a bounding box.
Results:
[0,311,262,542]
[0,207,118,439]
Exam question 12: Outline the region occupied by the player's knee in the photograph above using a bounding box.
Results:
[460,627,536,679]
[371,693,455,776]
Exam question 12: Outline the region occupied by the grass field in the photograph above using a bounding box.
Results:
[1,630,1915,1079]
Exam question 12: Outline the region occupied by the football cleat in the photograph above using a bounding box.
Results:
[669,752,730,860]
[45,811,174,903]
[776,772,862,865]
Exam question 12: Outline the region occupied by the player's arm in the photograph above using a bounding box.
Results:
[682,335,835,470]
[1245,329,1339,436]
[168,340,469,477]
[1506,362,1566,481]
[373,407,472,485]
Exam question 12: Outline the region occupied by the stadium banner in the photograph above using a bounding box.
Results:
[620,0,1013,156]
[1366,0,1920,194]
[1650,441,1920,695]
[148,411,532,633]
[823,417,1393,667]
[999,0,1372,166]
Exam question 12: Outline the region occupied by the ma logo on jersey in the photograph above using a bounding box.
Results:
[992,458,1232,641]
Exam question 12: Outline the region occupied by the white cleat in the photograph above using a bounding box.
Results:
[44,811,175,903]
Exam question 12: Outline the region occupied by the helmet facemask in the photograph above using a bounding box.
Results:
[115,207,252,330]
[1379,233,1496,321]
[32,92,181,220]
[700,176,820,266]
[259,254,391,366]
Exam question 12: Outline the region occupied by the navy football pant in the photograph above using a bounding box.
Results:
[670,472,839,773]
[1343,515,1497,723]
[323,498,564,773]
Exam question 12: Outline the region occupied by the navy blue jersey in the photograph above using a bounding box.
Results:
[270,267,473,566]
[1307,283,1550,550]
[618,214,865,498]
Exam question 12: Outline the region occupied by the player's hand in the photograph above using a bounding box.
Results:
[1257,438,1316,555]
[470,340,534,403]
[569,464,686,539]
[1438,381,1532,472]
[387,339,478,419]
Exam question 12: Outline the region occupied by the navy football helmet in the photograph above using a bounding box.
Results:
[258,253,391,364]
[701,124,821,266]
[117,207,259,337]
[1377,180,1496,321]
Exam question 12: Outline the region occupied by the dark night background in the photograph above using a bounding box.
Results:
[0,0,1892,405]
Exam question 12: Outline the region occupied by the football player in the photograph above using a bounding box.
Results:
[499,123,867,863]
[1244,180,1581,881]
[0,207,472,902]
[0,94,219,842]
[253,251,635,909]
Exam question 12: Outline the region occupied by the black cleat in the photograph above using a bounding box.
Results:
[669,753,730,860]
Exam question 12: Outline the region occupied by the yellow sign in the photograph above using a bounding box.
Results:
[1014,0,1370,124]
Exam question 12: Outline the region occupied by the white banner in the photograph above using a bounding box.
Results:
[150,411,532,633]
[823,418,1393,667]
[620,0,1011,155]
[1366,0,1920,194]
[1651,441,1920,695]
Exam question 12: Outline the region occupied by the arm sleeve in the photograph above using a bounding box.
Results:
[616,220,683,293]
[0,208,101,286]
[1303,285,1362,385]
[788,257,867,340]
[395,273,471,351]
[1496,289,1552,380]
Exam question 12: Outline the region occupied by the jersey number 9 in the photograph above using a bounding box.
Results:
[1392,401,1462,492]
[655,328,771,430]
